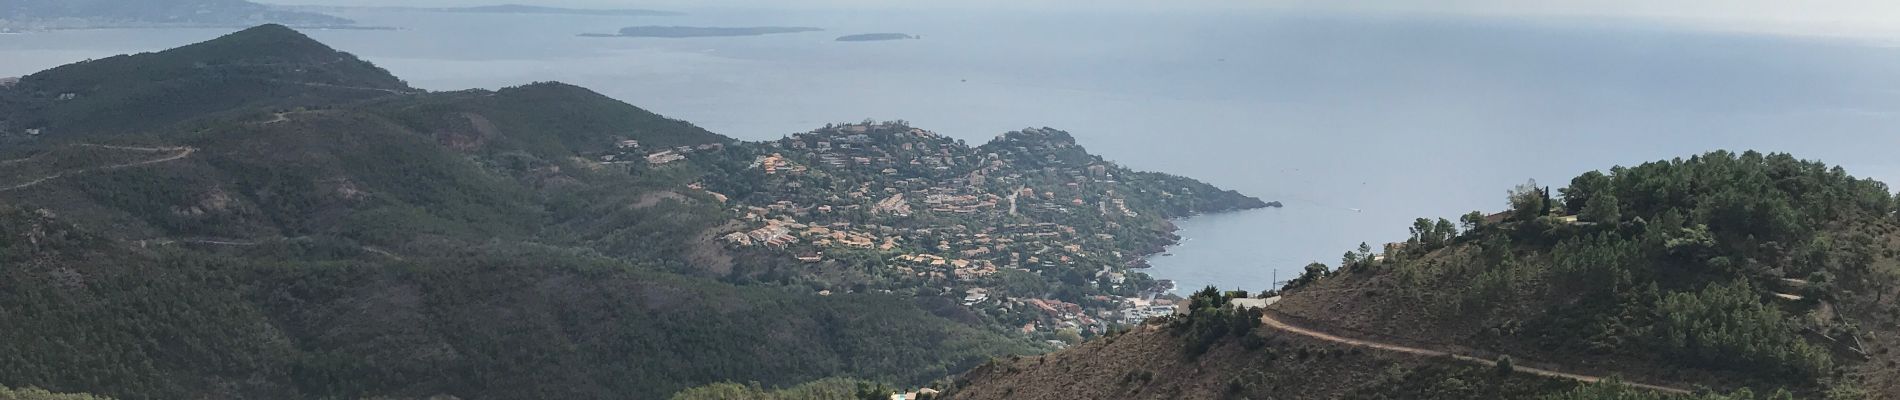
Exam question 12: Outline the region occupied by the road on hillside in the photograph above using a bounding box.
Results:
[1259,312,1692,394]
[1,145,196,192]
[267,79,423,95]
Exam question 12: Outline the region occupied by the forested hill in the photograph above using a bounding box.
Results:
[0,24,411,138]
[0,25,1039,399]
[0,0,354,30]
[366,81,725,155]
[944,151,1900,399]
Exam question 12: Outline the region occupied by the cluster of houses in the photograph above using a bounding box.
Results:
[723,222,796,248]
[752,153,804,174]
[873,193,913,216]
[775,123,975,174]
[1019,298,1097,332]
[708,121,1203,328]
[722,189,1125,284]
[592,137,723,166]
[723,213,905,261]
[890,253,998,279]
[806,225,889,249]
[1104,194,1137,217]
[922,190,999,214]
[961,288,1177,332]
[1115,296,1181,325]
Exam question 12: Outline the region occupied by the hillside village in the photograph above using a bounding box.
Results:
[686,121,1269,336]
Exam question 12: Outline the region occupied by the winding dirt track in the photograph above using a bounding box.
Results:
[0,145,196,192]
[1259,313,1692,394]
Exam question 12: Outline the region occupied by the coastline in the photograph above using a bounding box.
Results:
[1137,205,1283,295]
[1126,208,1249,270]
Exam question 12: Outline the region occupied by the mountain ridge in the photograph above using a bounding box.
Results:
[0,24,412,139]
[0,0,355,30]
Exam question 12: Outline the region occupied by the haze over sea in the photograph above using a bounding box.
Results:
[6,6,1900,293]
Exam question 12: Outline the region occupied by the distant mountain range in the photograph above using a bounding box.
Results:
[0,0,355,30]
[0,2,682,32]
[280,4,683,17]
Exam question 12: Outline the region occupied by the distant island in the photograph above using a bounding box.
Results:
[582,26,824,38]
[836,33,918,42]
[1,0,357,31]
[282,4,682,17]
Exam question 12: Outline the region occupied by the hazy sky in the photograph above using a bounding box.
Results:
[268,0,1900,37]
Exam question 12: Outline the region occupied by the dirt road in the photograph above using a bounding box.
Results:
[1260,312,1691,394]
[1,145,196,192]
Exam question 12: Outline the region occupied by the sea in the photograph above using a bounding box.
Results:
[5,6,1900,294]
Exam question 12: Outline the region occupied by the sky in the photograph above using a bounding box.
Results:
[267,0,1900,38]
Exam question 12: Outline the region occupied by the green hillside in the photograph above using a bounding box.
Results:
[0,25,411,138]
[1273,151,1897,393]
[945,151,1900,399]
[0,25,1037,400]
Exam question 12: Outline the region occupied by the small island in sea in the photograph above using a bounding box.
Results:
[837,33,918,42]
[581,26,824,38]
[428,4,680,16]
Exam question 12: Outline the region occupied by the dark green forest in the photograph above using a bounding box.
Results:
[0,214,1030,398]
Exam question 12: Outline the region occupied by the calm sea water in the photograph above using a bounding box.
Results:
[6,8,1900,294]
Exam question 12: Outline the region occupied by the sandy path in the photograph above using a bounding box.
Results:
[1259,312,1691,394]
[1,145,196,192]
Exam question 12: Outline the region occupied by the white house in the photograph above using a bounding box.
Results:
[1229,297,1280,310]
